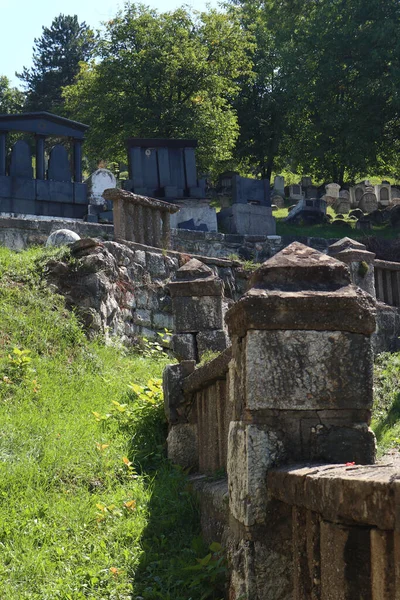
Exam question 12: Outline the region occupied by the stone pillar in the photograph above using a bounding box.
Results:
[73,139,83,183]
[329,237,376,298]
[169,258,228,362]
[224,242,376,599]
[35,135,45,180]
[0,131,7,176]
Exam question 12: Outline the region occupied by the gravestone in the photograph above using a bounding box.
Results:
[9,141,33,178]
[359,191,378,214]
[271,194,285,208]
[47,145,71,182]
[273,175,285,197]
[87,168,116,206]
[289,184,303,201]
[86,168,116,223]
[325,183,340,199]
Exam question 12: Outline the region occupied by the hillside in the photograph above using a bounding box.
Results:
[0,246,225,600]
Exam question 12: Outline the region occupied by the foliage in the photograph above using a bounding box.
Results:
[372,352,400,453]
[17,14,96,112]
[0,246,226,599]
[63,4,253,175]
[0,76,24,114]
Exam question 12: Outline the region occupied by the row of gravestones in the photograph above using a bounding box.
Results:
[270,175,400,216]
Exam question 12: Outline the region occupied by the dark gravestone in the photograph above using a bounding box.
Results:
[380,188,389,202]
[47,144,71,182]
[9,141,33,178]
[232,175,271,206]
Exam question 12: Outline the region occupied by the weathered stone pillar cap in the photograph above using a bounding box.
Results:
[226,242,376,336]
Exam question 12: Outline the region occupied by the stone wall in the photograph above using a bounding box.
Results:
[162,242,392,599]
[44,238,247,343]
[0,215,335,261]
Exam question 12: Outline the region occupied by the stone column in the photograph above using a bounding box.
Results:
[329,237,376,298]
[35,135,45,180]
[73,139,83,183]
[169,258,228,362]
[224,242,376,599]
[0,131,7,176]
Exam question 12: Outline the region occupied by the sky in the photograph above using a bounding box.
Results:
[0,0,218,89]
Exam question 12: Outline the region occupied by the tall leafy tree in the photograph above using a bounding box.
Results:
[17,14,95,113]
[286,0,400,183]
[63,4,252,175]
[233,0,400,183]
[0,76,25,114]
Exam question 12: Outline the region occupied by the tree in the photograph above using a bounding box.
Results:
[17,14,95,113]
[232,0,400,183]
[63,4,252,175]
[285,0,400,183]
[0,76,25,114]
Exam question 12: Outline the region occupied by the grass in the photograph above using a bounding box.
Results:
[274,204,398,240]
[372,352,400,455]
[0,246,226,600]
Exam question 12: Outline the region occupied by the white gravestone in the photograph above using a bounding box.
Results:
[325,183,341,199]
[86,169,117,206]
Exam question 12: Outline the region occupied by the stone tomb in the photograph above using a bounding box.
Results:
[123,138,217,232]
[0,111,88,219]
[218,175,276,236]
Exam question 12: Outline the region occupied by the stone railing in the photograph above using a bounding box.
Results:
[163,348,232,473]
[374,258,400,306]
[164,241,381,599]
[268,461,400,600]
[103,188,179,248]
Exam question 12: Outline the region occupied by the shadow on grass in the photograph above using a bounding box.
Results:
[131,463,227,600]
[127,410,227,600]
[373,392,400,443]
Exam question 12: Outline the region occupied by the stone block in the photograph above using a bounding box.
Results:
[227,421,284,526]
[227,501,293,600]
[190,477,229,544]
[133,309,151,327]
[232,203,276,236]
[169,277,223,297]
[146,251,166,277]
[245,330,373,411]
[197,329,228,359]
[172,295,223,332]
[152,311,173,330]
[371,529,395,600]
[167,423,198,469]
[311,423,376,464]
[172,333,197,361]
[163,361,196,424]
[134,250,146,266]
[169,199,218,232]
[320,520,371,600]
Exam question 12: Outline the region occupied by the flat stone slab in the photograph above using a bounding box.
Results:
[268,459,400,530]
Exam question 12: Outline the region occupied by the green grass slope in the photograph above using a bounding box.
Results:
[0,246,225,600]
